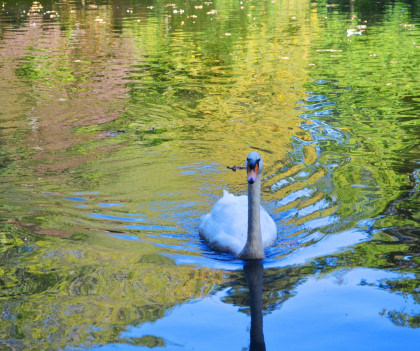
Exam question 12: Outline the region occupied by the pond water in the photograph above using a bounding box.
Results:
[0,0,419,350]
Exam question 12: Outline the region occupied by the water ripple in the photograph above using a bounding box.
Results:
[248,82,370,267]
[88,213,147,223]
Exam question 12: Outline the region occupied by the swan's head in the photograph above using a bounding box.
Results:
[246,151,263,184]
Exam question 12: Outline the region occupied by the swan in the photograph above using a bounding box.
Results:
[199,151,277,260]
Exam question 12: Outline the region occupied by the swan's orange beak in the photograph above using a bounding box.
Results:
[247,163,259,184]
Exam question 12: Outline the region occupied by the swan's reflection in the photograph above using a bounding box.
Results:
[244,261,266,351]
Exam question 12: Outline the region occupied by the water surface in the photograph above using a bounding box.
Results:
[0,0,419,350]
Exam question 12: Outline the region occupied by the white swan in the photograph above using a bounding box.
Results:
[199,151,277,260]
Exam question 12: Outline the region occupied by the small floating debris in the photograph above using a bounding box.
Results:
[316,49,342,52]
[227,165,246,172]
[105,130,126,137]
[44,10,59,19]
[399,24,415,28]
[347,28,364,37]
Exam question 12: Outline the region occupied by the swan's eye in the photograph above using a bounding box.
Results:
[247,158,260,170]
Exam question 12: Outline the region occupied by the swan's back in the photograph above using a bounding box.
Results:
[199,190,276,256]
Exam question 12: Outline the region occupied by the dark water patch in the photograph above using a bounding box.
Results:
[125,224,178,231]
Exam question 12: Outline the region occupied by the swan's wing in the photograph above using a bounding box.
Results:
[199,191,248,255]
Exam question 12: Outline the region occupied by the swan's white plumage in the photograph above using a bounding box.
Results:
[199,190,277,256]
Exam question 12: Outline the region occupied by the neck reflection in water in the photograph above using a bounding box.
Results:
[244,261,266,351]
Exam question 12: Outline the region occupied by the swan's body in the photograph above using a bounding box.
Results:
[199,190,276,256]
[199,152,277,260]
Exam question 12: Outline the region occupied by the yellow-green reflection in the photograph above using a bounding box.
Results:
[0,0,419,349]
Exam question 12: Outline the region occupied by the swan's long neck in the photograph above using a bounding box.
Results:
[239,175,265,260]
[248,179,262,244]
